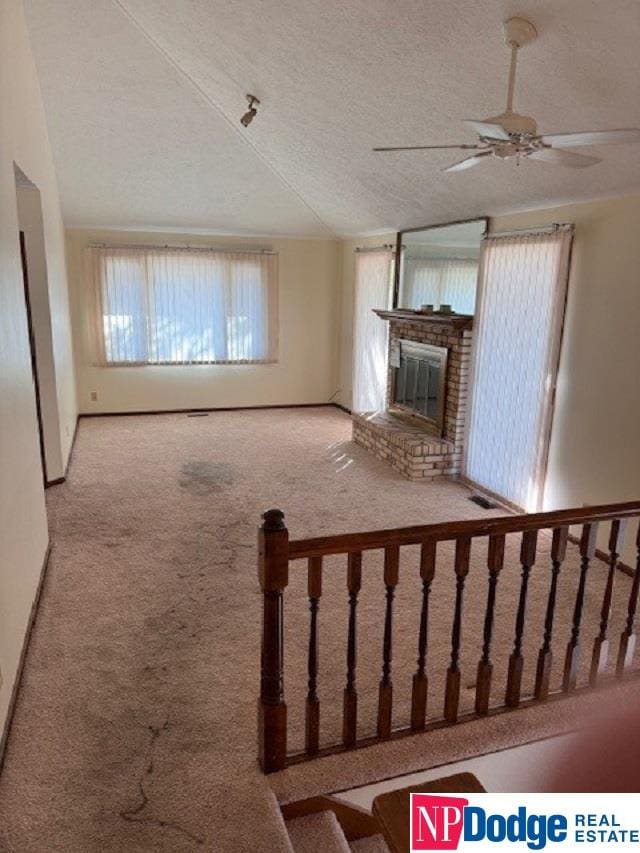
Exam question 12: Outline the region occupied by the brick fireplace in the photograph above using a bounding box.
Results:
[352,310,473,481]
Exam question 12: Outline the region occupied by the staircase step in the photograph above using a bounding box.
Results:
[286,811,351,853]
[350,835,390,852]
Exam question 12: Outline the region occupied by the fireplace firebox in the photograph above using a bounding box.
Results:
[391,340,448,434]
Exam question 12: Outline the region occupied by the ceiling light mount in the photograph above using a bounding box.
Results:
[240,94,260,127]
[503,16,537,49]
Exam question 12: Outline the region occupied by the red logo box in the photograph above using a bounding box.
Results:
[410,793,469,851]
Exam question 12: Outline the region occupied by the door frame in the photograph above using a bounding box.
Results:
[19,230,48,485]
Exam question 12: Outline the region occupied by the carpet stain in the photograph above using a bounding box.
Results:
[120,717,204,847]
[178,461,234,495]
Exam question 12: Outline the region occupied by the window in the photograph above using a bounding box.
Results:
[401,257,479,314]
[86,246,278,365]
[464,227,573,511]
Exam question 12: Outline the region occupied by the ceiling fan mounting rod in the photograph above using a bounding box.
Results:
[505,43,518,113]
[502,17,537,114]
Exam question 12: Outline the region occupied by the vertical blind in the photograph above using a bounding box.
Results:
[85,245,278,365]
[352,249,394,413]
[402,257,479,314]
[465,228,573,511]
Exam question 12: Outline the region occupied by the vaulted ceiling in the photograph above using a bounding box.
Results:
[25,0,640,237]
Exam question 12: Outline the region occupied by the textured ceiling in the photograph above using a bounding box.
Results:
[25,0,640,237]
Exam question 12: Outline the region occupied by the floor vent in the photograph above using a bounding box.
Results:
[469,494,497,510]
[187,412,209,418]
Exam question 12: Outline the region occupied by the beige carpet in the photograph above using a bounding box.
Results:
[0,407,638,852]
[287,811,349,852]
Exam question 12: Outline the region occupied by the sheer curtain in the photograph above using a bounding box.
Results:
[352,249,393,413]
[86,245,278,365]
[402,257,479,314]
[464,228,573,510]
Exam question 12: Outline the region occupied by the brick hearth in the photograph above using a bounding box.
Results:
[352,312,473,481]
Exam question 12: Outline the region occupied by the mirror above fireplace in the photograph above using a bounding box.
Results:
[394,217,487,315]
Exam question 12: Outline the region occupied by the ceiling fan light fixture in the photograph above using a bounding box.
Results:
[372,16,640,172]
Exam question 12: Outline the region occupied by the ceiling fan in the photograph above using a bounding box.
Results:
[373,17,640,172]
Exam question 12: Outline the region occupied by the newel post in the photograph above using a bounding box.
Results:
[258,508,289,773]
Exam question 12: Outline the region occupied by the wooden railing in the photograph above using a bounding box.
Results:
[257,502,640,773]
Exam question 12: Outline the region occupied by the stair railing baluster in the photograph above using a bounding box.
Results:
[616,521,640,676]
[305,556,322,754]
[534,526,569,700]
[505,530,538,707]
[377,545,400,739]
[258,504,640,773]
[563,522,598,691]
[343,551,362,746]
[444,536,471,723]
[411,539,436,730]
[590,520,626,685]
[475,533,505,715]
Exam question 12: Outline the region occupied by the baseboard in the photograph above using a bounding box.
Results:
[458,476,522,514]
[0,543,52,771]
[45,415,80,489]
[331,402,352,415]
[567,532,634,577]
[616,557,635,578]
[64,416,80,478]
[45,477,65,487]
[79,402,337,418]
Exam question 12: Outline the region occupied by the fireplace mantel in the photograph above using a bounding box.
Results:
[374,309,473,330]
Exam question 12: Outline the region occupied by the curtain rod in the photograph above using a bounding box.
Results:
[89,242,277,255]
[354,243,395,253]
[487,222,574,239]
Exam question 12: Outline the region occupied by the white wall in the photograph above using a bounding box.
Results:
[66,229,341,413]
[491,195,640,565]
[0,0,76,741]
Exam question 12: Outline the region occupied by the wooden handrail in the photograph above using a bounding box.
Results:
[258,501,640,773]
[288,501,640,559]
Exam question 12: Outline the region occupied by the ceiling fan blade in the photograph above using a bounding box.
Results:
[443,151,493,172]
[528,148,601,168]
[464,120,510,141]
[540,128,640,148]
[373,144,481,152]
